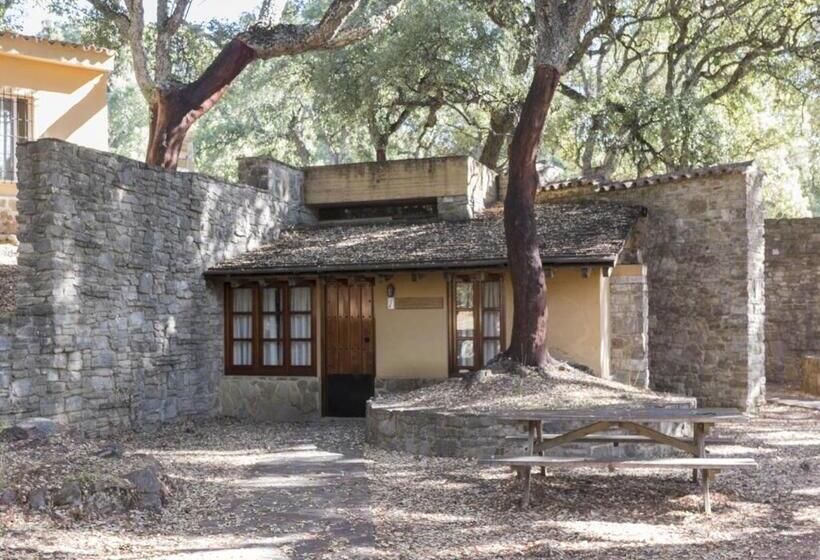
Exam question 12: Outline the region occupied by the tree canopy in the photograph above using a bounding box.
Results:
[33,0,820,216]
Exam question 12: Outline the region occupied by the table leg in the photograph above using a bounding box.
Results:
[527,420,536,455]
[692,423,705,483]
[702,469,713,515]
[520,466,532,509]
[535,421,546,475]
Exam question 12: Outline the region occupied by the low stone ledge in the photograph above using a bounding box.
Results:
[366,398,697,460]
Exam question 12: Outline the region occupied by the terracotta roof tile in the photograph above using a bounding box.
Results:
[0,32,115,56]
[539,161,754,193]
[207,201,645,275]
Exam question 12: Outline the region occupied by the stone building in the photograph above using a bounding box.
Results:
[0,139,775,435]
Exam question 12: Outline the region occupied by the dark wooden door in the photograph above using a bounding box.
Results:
[324,280,375,416]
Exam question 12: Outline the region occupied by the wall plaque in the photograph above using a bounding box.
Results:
[394,297,444,310]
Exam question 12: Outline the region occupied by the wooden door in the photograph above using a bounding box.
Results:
[325,280,375,376]
[324,279,375,417]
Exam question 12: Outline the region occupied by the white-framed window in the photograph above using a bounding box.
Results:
[1,92,33,182]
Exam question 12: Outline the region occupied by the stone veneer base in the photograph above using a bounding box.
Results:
[366,398,697,460]
[220,376,321,422]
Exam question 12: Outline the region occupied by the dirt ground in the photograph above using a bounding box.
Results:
[0,402,817,560]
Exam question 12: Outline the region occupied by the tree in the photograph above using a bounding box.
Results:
[503,0,592,366]
[0,0,21,30]
[309,0,501,162]
[77,0,404,169]
[551,0,820,178]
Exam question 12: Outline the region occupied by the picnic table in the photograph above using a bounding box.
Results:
[484,407,756,514]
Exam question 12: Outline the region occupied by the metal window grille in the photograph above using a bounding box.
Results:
[1,89,34,182]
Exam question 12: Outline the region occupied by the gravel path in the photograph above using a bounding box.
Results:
[1,402,817,560]
[1,420,375,560]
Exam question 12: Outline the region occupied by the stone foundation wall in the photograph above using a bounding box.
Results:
[374,377,445,397]
[764,218,820,385]
[367,399,696,459]
[537,166,766,410]
[609,266,649,388]
[0,140,294,435]
[220,377,320,422]
[0,316,11,420]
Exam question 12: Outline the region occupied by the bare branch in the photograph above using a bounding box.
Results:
[239,0,404,58]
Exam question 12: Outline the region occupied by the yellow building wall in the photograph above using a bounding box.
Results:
[503,266,609,376]
[372,273,450,379]
[0,42,111,197]
[359,266,608,381]
[305,157,479,205]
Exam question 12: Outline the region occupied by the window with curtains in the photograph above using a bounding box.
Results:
[1,94,32,182]
[450,275,504,374]
[225,283,315,375]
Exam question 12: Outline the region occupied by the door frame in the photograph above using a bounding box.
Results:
[321,277,377,416]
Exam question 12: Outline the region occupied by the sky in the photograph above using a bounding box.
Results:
[21,0,263,35]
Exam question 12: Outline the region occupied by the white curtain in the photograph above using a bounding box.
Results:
[233,288,253,313]
[290,287,311,312]
[263,287,281,313]
[483,340,501,365]
[263,316,280,339]
[290,315,311,338]
[233,341,252,365]
[291,341,311,366]
[482,280,501,308]
[233,316,252,338]
[482,310,501,337]
[263,342,282,366]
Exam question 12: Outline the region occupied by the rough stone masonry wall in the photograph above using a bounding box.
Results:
[609,266,649,388]
[0,139,296,435]
[538,169,766,410]
[764,218,820,385]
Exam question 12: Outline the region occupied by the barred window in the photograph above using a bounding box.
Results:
[1,93,33,182]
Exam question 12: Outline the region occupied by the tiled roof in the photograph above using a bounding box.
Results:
[540,161,754,193]
[0,32,115,56]
[207,201,645,275]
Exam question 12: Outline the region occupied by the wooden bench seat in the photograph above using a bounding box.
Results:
[482,455,757,513]
[505,434,736,446]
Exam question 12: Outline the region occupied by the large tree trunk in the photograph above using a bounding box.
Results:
[479,108,516,170]
[146,38,258,168]
[503,64,561,366]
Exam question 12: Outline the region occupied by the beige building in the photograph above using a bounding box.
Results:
[0,33,114,236]
[209,157,649,417]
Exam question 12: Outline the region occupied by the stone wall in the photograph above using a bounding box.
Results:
[220,376,320,422]
[367,398,695,459]
[0,139,293,435]
[609,265,649,388]
[764,218,820,385]
[237,156,316,226]
[0,195,17,238]
[537,166,766,410]
[0,316,11,421]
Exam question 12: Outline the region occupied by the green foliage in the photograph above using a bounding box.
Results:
[34,0,820,216]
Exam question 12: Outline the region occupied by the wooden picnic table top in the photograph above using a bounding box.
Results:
[492,406,748,424]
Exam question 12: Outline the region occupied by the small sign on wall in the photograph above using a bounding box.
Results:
[395,297,444,310]
[387,297,396,310]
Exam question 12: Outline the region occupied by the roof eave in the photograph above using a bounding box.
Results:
[204,255,618,277]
